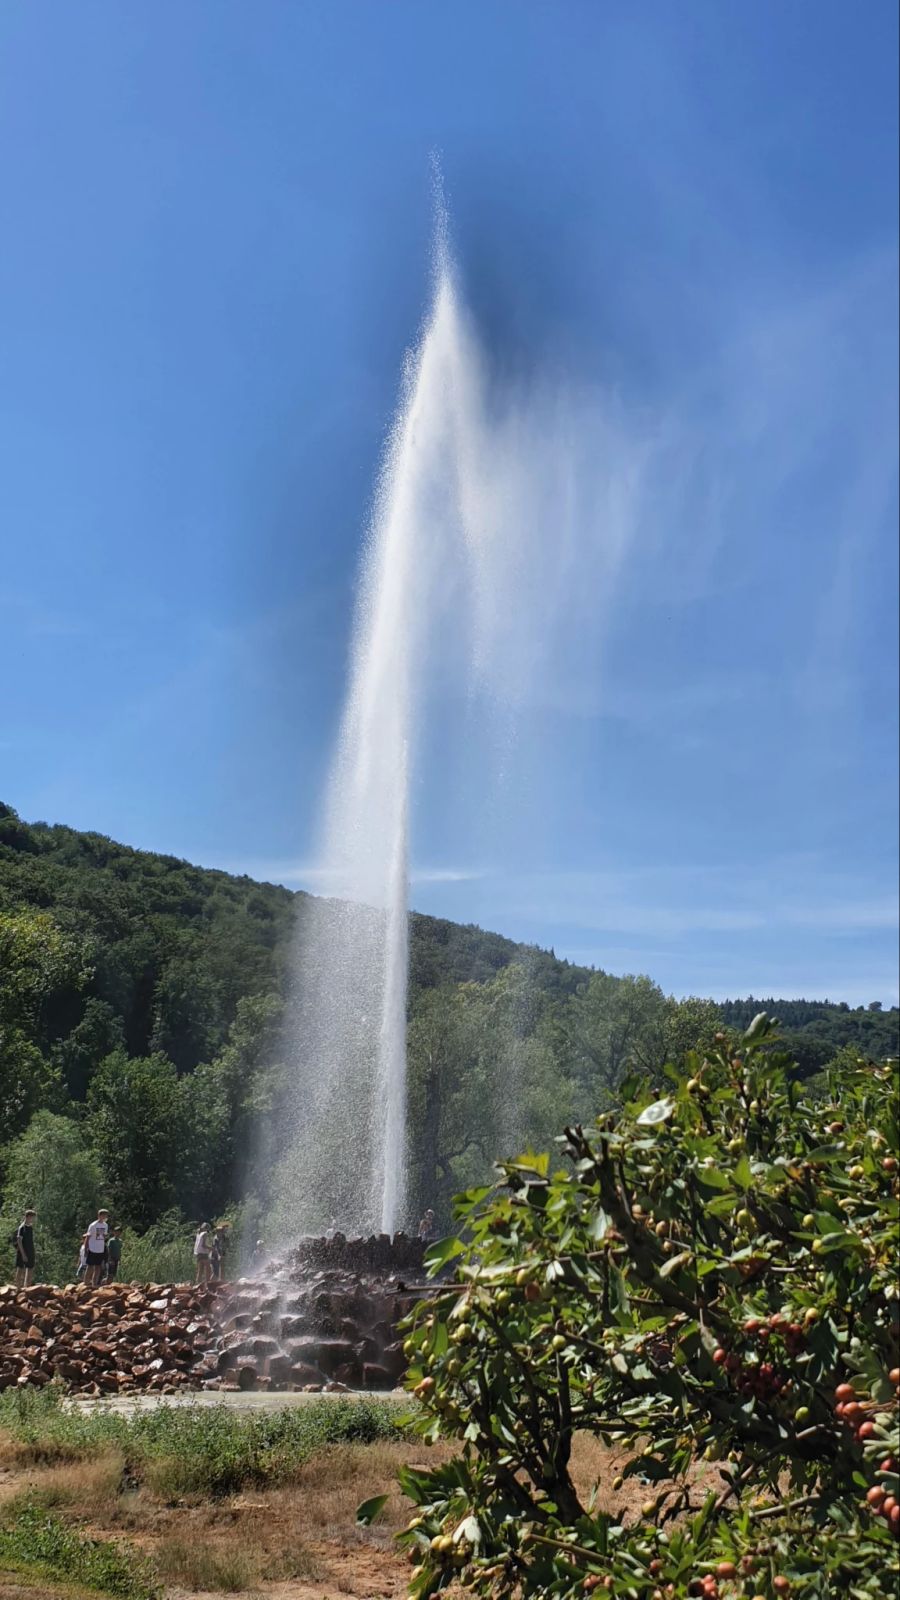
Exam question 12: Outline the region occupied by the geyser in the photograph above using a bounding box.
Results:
[265,200,645,1241]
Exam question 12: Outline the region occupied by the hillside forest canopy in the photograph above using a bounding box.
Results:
[1,801,897,1282]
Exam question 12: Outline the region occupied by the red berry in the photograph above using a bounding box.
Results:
[891,1505,900,1530]
[835,1382,856,1402]
[713,1348,727,1365]
[858,1421,876,1440]
[743,1319,760,1335]
[889,1368,900,1386]
[716,1563,736,1580]
[882,1157,898,1173]
[868,1486,887,1508]
[773,1579,791,1596]
[880,1458,896,1473]
[843,1401,864,1423]
[883,1497,898,1516]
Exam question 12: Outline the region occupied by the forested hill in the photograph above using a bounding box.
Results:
[0,801,589,1081]
[1,799,897,1276]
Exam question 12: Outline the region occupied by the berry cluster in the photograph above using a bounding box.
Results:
[686,1557,787,1600]
[712,1314,808,1404]
[835,1369,900,1537]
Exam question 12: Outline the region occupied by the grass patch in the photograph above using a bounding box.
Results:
[153,1529,321,1592]
[152,1537,256,1592]
[0,1500,159,1600]
[0,1385,415,1496]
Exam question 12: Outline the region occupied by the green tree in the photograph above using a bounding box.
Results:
[0,1111,101,1284]
[0,908,90,1041]
[407,970,571,1226]
[175,1059,231,1219]
[394,1022,900,1599]
[555,972,669,1111]
[0,1028,60,1151]
[50,997,125,1102]
[87,1051,181,1228]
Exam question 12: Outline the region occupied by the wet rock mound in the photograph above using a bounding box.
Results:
[204,1232,435,1393]
[1,1233,438,1395]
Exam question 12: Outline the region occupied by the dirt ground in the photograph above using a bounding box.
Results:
[0,1431,663,1600]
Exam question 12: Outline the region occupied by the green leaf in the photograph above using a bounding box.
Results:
[588,1206,613,1241]
[742,1011,772,1042]
[659,1249,692,1278]
[424,1234,464,1272]
[453,1515,481,1546]
[733,1153,753,1191]
[356,1494,389,1526]
[694,1167,733,1191]
[636,1098,675,1127]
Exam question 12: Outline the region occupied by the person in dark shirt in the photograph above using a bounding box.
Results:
[105,1228,123,1282]
[14,1210,36,1288]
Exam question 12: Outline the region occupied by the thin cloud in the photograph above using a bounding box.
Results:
[218,858,486,890]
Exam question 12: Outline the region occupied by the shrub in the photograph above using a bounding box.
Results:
[0,1497,159,1598]
[0,1386,413,1495]
[392,1019,900,1598]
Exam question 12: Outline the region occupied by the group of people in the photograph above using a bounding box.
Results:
[192,1221,230,1284]
[12,1207,438,1291]
[76,1212,122,1285]
[11,1208,121,1289]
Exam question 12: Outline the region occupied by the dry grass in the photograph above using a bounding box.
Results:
[0,1421,674,1599]
[154,1529,322,1591]
[153,1536,259,1592]
[0,1578,109,1600]
[267,1439,456,1542]
[7,1449,127,1515]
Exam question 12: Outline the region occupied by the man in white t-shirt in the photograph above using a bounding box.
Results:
[85,1211,109,1286]
[194,1223,213,1285]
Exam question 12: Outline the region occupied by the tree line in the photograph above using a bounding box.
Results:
[2,801,897,1278]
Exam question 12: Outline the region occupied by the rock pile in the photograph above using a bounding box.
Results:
[0,1280,222,1395]
[200,1267,431,1392]
[1,1234,440,1396]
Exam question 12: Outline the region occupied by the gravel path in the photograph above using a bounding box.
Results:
[64,1386,407,1416]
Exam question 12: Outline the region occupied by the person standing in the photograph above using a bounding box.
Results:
[105,1228,122,1282]
[417,1209,435,1243]
[75,1231,89,1281]
[13,1209,36,1288]
[84,1210,109,1286]
[210,1225,229,1283]
[193,1222,213,1284]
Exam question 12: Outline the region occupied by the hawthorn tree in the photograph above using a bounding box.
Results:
[381,1018,900,1599]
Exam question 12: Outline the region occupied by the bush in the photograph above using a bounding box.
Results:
[0,1498,159,1599]
[394,1019,900,1598]
[0,1386,414,1495]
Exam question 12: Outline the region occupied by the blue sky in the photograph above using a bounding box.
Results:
[1,1,897,1005]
